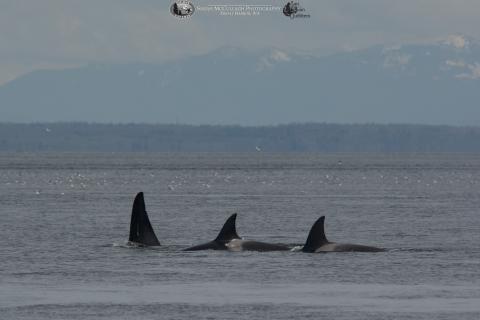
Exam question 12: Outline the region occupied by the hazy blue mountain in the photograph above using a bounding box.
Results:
[1,35,479,125]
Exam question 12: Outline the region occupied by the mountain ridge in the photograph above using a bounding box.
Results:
[1,34,479,125]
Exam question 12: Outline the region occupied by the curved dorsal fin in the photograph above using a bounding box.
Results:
[129,192,161,246]
[302,216,329,252]
[214,213,240,242]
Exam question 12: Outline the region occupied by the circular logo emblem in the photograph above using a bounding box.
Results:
[283,1,298,17]
[170,1,195,18]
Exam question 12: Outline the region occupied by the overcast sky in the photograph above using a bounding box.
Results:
[1,0,480,84]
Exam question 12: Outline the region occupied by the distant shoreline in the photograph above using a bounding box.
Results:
[1,122,480,152]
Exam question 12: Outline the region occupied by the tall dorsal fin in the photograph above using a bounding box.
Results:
[214,213,240,242]
[302,216,329,253]
[128,192,161,246]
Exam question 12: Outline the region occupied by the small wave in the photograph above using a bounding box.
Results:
[110,242,159,249]
[394,247,449,253]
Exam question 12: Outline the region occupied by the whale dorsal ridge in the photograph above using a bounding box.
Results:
[129,192,161,246]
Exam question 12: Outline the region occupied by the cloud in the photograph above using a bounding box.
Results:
[256,49,291,71]
[383,49,411,69]
[0,0,212,63]
[0,0,216,83]
[443,34,470,49]
[446,60,467,68]
[270,50,291,62]
[456,62,480,79]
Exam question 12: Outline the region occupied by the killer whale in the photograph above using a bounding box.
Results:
[128,192,161,246]
[183,213,240,251]
[302,216,384,253]
[124,193,382,252]
[184,213,291,252]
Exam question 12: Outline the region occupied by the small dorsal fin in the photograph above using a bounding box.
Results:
[302,216,329,253]
[128,192,161,246]
[214,213,240,242]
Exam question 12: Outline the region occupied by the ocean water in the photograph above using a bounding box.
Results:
[1,153,480,319]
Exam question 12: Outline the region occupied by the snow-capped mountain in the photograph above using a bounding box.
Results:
[1,35,479,125]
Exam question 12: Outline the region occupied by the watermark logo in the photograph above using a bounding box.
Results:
[283,1,310,19]
[170,1,195,18]
[196,4,281,17]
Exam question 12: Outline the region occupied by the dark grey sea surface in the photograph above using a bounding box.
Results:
[1,153,480,319]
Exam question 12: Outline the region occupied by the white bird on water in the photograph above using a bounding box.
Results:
[255,146,262,152]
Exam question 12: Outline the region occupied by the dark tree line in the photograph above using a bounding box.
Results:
[1,122,480,152]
